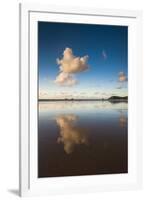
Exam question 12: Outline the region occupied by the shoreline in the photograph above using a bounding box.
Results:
[38,99,128,102]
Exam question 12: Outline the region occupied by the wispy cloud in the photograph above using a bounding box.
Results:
[116,86,122,89]
[55,48,89,86]
[39,90,48,99]
[80,92,86,95]
[102,50,107,60]
[94,91,99,95]
[109,79,114,82]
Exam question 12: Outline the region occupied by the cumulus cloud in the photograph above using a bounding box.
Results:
[56,114,89,154]
[55,48,89,86]
[54,72,77,86]
[57,48,88,73]
[118,72,127,82]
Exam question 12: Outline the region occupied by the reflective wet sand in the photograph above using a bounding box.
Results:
[38,101,128,177]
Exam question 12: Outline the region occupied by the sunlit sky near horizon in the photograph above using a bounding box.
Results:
[38,22,128,99]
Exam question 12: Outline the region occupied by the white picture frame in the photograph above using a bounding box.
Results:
[19,3,143,197]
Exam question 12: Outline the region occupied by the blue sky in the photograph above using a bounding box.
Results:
[38,21,128,99]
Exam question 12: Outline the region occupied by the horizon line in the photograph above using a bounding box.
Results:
[38,97,128,102]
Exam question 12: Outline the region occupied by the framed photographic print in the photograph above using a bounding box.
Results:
[19,3,142,197]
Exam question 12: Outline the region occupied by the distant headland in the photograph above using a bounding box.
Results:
[108,96,128,102]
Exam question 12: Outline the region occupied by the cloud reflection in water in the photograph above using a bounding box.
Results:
[55,114,89,154]
[119,111,127,128]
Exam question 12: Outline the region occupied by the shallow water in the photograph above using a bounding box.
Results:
[38,101,128,177]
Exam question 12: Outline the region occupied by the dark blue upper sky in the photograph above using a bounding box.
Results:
[38,21,128,99]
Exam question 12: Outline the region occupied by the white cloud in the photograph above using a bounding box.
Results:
[54,72,77,86]
[55,48,89,86]
[118,71,127,82]
[57,48,88,73]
